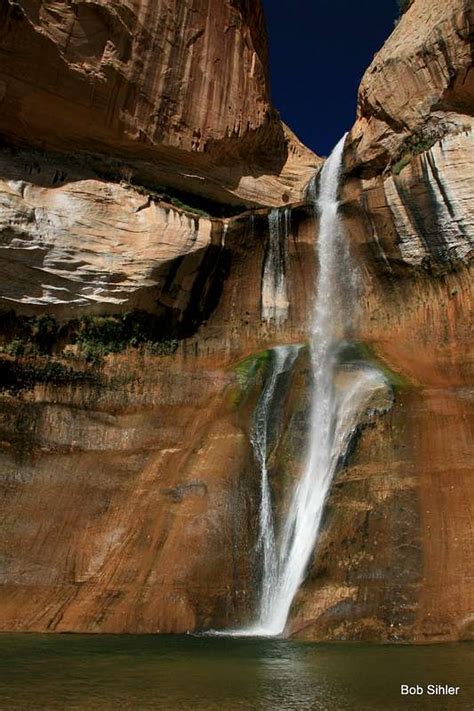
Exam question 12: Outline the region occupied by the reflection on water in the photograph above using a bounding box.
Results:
[0,634,472,710]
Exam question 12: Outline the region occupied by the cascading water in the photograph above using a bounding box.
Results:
[245,134,388,636]
[261,208,290,325]
[250,346,300,627]
[209,134,388,640]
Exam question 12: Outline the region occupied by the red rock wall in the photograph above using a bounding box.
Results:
[0,353,260,633]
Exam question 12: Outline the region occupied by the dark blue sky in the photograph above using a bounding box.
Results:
[262,0,399,156]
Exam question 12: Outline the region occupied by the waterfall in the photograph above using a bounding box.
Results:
[261,208,290,325]
[210,135,388,640]
[248,134,387,636]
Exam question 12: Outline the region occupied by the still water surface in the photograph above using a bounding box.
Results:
[0,634,472,710]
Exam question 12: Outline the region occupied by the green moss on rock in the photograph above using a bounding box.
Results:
[391,127,446,175]
[229,349,271,409]
[337,340,411,391]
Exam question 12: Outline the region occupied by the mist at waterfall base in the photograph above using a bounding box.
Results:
[215,136,389,638]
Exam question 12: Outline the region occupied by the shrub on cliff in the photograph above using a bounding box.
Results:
[397,0,413,14]
[0,309,179,365]
[74,312,178,363]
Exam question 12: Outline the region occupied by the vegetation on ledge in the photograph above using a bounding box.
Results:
[391,127,447,175]
[0,358,101,394]
[230,349,271,408]
[0,310,178,366]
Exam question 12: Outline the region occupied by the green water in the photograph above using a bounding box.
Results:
[0,635,472,710]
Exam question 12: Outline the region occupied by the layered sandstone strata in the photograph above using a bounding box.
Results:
[0,151,220,313]
[0,147,472,639]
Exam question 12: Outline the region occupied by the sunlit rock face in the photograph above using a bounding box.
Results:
[348,0,473,174]
[0,0,319,207]
[354,126,474,269]
[0,0,472,641]
[0,158,216,310]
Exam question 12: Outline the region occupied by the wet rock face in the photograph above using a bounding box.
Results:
[0,0,319,206]
[0,355,261,633]
[287,382,474,644]
[288,392,422,643]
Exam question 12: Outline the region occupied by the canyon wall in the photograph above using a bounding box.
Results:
[0,0,318,207]
[0,0,472,641]
[347,0,473,175]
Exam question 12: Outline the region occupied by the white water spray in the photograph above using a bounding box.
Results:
[246,134,388,636]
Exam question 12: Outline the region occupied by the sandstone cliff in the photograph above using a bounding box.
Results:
[0,0,472,642]
[0,0,319,207]
[348,0,473,175]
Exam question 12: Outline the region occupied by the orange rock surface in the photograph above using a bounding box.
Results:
[0,0,319,206]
